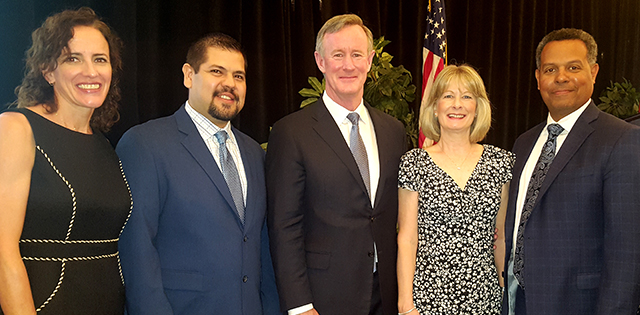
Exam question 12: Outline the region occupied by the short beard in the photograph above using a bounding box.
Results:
[208,89,240,122]
[208,101,239,122]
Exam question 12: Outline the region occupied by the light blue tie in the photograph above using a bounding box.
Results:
[347,112,370,195]
[214,130,245,224]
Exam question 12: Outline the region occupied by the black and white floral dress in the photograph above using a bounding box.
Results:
[398,144,514,315]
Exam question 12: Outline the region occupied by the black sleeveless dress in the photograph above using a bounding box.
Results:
[3,108,132,314]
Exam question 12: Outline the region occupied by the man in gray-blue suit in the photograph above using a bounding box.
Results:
[116,33,279,315]
[502,28,640,315]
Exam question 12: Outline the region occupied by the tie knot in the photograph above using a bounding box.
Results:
[347,112,360,126]
[214,130,229,145]
[547,123,564,138]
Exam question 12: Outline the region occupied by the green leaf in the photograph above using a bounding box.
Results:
[597,103,610,112]
[300,97,318,108]
[308,77,324,93]
[299,88,321,98]
[599,78,640,118]
[380,52,393,63]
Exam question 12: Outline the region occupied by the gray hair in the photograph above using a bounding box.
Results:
[315,14,373,56]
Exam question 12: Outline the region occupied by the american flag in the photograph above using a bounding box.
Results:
[419,0,447,148]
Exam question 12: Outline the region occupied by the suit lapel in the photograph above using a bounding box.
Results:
[174,105,244,227]
[311,100,370,199]
[505,122,544,242]
[368,105,390,210]
[234,126,259,227]
[532,102,598,211]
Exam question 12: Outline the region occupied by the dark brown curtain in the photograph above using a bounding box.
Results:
[126,0,431,146]
[446,0,640,148]
[1,0,639,151]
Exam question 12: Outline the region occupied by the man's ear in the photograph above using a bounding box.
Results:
[314,51,326,74]
[534,69,541,90]
[590,63,599,83]
[182,63,194,89]
[366,50,375,72]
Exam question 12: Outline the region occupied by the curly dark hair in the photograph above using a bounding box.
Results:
[14,7,123,132]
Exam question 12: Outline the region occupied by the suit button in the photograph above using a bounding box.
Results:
[243,236,248,242]
[370,216,375,222]
[368,251,374,257]
[243,276,248,283]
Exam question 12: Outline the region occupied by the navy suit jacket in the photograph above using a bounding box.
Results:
[116,105,279,315]
[266,100,406,315]
[502,102,640,314]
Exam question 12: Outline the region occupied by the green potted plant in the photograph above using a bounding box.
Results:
[299,37,419,148]
[597,78,640,119]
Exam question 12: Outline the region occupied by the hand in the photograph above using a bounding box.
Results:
[300,308,319,315]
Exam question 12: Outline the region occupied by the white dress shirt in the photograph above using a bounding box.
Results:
[322,92,380,205]
[507,99,591,314]
[185,101,247,205]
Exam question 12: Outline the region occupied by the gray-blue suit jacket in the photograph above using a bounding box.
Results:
[502,102,640,314]
[116,105,279,315]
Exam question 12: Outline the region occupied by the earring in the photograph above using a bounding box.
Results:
[48,81,54,86]
[434,112,437,117]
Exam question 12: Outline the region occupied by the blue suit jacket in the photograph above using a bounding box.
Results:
[502,102,640,314]
[116,105,279,315]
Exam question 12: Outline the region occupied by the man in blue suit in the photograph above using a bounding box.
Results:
[116,33,279,315]
[502,28,640,314]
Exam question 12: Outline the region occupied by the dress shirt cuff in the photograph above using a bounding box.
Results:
[288,303,314,315]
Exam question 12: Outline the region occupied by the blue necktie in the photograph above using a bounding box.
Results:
[347,112,370,195]
[214,130,245,224]
[513,123,564,289]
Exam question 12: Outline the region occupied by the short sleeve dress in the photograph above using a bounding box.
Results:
[398,144,514,315]
[2,108,132,315]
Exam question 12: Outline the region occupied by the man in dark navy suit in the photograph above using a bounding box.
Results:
[117,33,279,315]
[502,28,640,315]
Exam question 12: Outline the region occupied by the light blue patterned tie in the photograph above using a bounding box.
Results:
[347,112,370,195]
[214,130,245,224]
[513,123,564,289]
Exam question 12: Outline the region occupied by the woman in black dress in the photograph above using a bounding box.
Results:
[0,8,131,314]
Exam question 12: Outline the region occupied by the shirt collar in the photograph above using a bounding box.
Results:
[185,100,234,139]
[322,92,370,126]
[545,99,591,134]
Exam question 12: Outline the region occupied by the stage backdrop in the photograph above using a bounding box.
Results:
[1,0,639,150]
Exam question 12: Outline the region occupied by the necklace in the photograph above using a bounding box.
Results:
[442,148,472,170]
[54,111,88,132]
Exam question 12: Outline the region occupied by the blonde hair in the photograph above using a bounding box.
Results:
[315,14,373,56]
[420,64,491,144]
